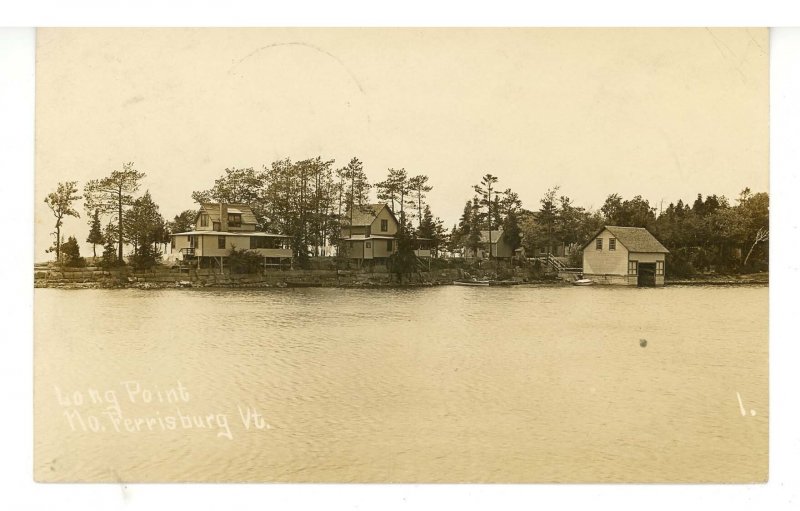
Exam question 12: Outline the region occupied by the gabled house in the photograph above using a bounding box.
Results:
[171,203,292,268]
[581,225,669,286]
[341,203,399,261]
[464,230,514,260]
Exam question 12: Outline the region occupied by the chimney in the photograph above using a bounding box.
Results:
[220,202,228,232]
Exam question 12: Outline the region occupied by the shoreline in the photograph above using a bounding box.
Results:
[664,273,769,286]
[33,275,768,290]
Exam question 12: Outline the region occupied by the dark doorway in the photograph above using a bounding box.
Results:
[638,263,656,287]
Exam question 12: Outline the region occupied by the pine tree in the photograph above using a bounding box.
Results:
[86,208,104,259]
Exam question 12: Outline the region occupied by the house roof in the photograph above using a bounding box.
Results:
[172,230,290,238]
[197,203,258,225]
[582,225,669,253]
[479,230,504,244]
[342,234,396,241]
[345,203,395,226]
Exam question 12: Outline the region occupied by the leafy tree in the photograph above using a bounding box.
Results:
[124,191,164,269]
[60,235,85,267]
[601,193,656,227]
[388,217,417,283]
[44,181,82,262]
[537,186,559,256]
[84,162,146,265]
[416,204,446,257]
[168,209,197,234]
[86,208,104,259]
[502,209,522,252]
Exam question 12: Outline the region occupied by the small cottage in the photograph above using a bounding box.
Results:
[464,230,514,260]
[581,226,669,286]
[341,203,400,262]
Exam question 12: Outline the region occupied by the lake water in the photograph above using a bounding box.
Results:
[34,285,768,483]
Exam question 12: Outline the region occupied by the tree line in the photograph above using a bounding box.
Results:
[43,161,769,276]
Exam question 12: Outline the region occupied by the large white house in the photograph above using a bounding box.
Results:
[581,226,669,286]
[171,203,292,269]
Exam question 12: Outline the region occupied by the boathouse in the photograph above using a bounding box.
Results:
[581,226,669,286]
[170,203,292,269]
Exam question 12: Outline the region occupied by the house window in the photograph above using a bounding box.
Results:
[218,236,226,249]
[387,240,393,251]
[366,226,371,237]
[188,235,195,248]
[213,222,221,231]
[656,260,665,276]
[171,237,175,249]
[366,242,371,248]
[251,236,278,249]
[199,214,208,227]
[228,214,242,227]
[628,260,638,275]
[609,238,616,251]
[381,219,388,232]
[596,238,603,250]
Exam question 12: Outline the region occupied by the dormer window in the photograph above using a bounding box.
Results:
[228,213,242,227]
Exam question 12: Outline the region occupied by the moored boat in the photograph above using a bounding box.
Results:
[453,279,491,286]
[572,278,593,286]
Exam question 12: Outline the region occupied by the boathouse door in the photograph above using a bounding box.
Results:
[638,263,656,287]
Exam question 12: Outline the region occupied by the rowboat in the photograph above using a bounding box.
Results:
[572,278,593,286]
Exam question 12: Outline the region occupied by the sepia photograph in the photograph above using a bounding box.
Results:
[32,28,769,484]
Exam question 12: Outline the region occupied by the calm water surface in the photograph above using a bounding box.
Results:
[34,285,768,482]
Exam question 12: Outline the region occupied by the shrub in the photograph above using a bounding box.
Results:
[227,247,263,274]
[130,243,162,270]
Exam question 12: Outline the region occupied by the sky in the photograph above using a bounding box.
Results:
[34,28,769,259]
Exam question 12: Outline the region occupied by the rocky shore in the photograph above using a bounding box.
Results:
[665,272,768,286]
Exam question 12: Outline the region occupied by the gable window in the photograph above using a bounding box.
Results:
[199,214,209,227]
[381,219,388,232]
[656,260,665,276]
[596,238,603,250]
[609,238,616,251]
[628,260,638,275]
[218,236,226,249]
[387,240,393,251]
